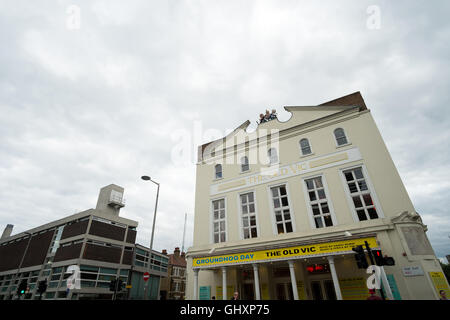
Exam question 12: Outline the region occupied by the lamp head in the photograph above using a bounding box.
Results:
[141,176,151,181]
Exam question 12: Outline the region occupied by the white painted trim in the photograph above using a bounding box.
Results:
[338,163,385,223]
[299,137,314,157]
[266,181,297,236]
[236,189,261,241]
[301,174,339,230]
[332,127,351,148]
[209,196,228,245]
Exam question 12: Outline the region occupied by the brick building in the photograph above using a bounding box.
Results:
[0,184,168,300]
[160,247,186,299]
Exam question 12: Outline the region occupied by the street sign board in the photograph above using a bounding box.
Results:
[143,272,150,282]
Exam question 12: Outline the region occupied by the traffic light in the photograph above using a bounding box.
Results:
[117,279,124,292]
[372,250,384,266]
[372,250,396,266]
[37,280,48,295]
[109,278,117,292]
[17,280,27,296]
[352,245,368,269]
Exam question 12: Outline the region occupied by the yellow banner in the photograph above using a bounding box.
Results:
[193,237,377,268]
[429,272,450,299]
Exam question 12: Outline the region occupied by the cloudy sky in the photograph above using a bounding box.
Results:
[0,0,449,260]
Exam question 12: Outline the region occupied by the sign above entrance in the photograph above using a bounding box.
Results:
[193,237,378,269]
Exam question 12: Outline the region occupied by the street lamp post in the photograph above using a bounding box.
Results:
[141,175,160,300]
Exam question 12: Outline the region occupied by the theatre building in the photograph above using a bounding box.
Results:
[185,92,449,300]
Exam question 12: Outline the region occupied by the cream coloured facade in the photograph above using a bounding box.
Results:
[185,92,449,300]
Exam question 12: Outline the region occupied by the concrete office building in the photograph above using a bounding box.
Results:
[186,92,450,300]
[0,184,168,300]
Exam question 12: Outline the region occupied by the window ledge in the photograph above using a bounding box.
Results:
[336,142,352,149]
[213,177,224,182]
[239,169,251,175]
[300,153,315,159]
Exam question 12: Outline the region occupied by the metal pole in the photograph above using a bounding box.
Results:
[365,241,385,300]
[14,232,32,300]
[145,180,160,300]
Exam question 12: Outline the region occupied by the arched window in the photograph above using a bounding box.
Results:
[334,128,348,146]
[299,138,312,155]
[240,156,249,172]
[268,148,278,165]
[215,164,222,179]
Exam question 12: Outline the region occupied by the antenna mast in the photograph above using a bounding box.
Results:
[181,212,187,253]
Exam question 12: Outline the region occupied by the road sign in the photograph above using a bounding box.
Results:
[143,272,150,282]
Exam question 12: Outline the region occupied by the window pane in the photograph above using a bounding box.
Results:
[242,205,248,214]
[241,195,247,204]
[242,218,249,227]
[271,188,278,197]
[348,183,358,193]
[249,204,255,213]
[277,224,284,234]
[314,177,323,188]
[357,210,367,221]
[363,194,373,206]
[309,191,316,202]
[220,210,225,219]
[355,181,366,192]
[220,233,226,242]
[213,201,218,210]
[312,204,320,215]
[344,172,354,182]
[306,180,314,190]
[280,186,286,196]
[352,196,363,208]
[250,216,256,226]
[251,228,257,238]
[368,208,378,219]
[283,209,290,221]
[337,136,347,145]
[273,198,280,208]
[285,222,293,233]
[281,197,289,207]
[317,189,326,200]
[220,221,225,231]
[243,229,249,239]
[214,222,219,232]
[324,215,333,227]
[354,168,363,179]
[214,212,218,220]
[275,211,282,222]
[315,218,323,228]
[321,203,330,214]
[214,234,219,243]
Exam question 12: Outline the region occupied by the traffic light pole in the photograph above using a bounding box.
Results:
[365,241,386,300]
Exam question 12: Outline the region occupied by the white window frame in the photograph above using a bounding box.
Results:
[301,174,338,229]
[339,164,384,222]
[240,156,250,173]
[333,127,351,148]
[268,148,279,166]
[267,182,297,235]
[214,164,223,180]
[210,197,227,244]
[299,138,313,157]
[237,190,260,240]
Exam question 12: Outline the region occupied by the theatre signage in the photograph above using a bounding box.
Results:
[193,237,378,268]
[210,147,362,196]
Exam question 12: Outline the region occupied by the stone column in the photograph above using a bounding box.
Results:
[193,269,199,300]
[222,267,227,300]
[327,256,343,300]
[253,264,261,300]
[288,260,299,300]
